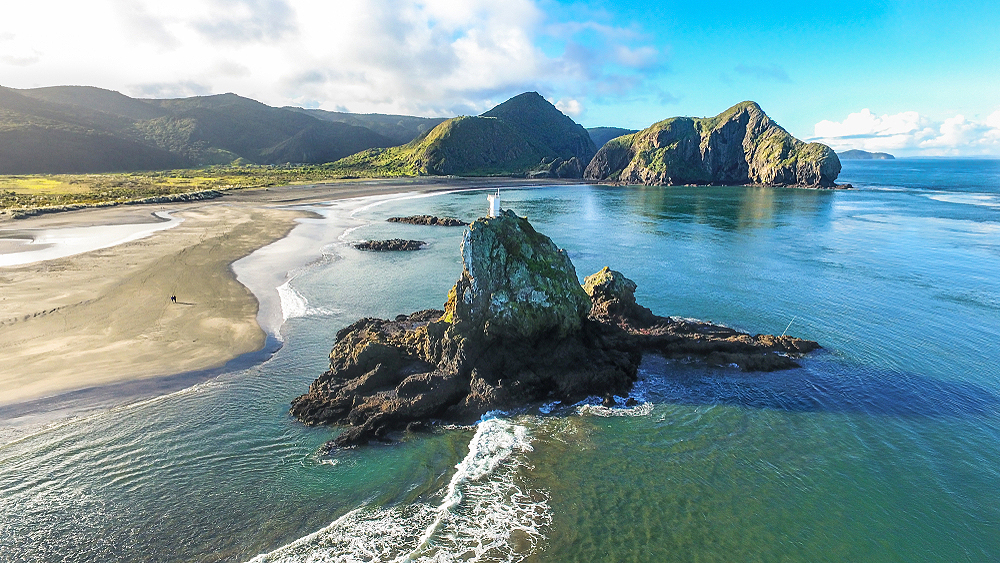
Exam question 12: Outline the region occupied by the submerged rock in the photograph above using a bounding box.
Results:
[387,215,468,226]
[353,239,425,251]
[291,212,820,446]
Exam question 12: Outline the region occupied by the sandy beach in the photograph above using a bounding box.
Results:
[0,177,580,439]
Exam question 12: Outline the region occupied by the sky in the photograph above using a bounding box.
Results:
[2,0,998,156]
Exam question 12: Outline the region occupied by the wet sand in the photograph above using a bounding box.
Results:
[0,177,581,441]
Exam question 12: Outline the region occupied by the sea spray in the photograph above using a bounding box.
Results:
[250,417,551,563]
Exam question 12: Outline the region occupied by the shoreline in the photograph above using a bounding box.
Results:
[0,177,581,445]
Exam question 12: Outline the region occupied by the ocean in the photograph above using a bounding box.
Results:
[1,159,999,562]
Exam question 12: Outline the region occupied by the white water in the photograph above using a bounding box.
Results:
[250,417,551,563]
[0,211,182,267]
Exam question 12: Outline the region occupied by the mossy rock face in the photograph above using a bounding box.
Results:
[443,209,591,340]
[584,101,842,187]
[582,266,637,302]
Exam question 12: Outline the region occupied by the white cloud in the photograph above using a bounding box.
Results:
[813,108,1000,156]
[0,0,660,118]
[554,98,583,117]
[987,110,1000,129]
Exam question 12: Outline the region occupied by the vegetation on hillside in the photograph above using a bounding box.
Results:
[0,86,398,174]
[0,164,359,212]
[587,127,639,148]
[327,92,594,178]
[585,101,842,187]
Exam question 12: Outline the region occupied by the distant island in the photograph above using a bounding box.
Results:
[585,102,843,188]
[838,149,895,160]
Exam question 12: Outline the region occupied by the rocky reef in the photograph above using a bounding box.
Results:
[387,215,468,226]
[585,101,842,188]
[353,239,425,251]
[291,211,819,446]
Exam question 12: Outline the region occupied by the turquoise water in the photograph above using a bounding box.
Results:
[1,159,999,562]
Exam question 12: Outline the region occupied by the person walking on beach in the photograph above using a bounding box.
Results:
[170,295,177,303]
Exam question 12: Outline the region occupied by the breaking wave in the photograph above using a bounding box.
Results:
[277,279,338,322]
[250,417,550,563]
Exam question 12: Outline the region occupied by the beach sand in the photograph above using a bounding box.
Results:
[0,204,304,407]
[0,177,581,438]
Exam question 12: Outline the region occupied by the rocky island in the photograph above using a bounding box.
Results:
[291,210,819,446]
[585,101,843,188]
[387,215,468,226]
[353,239,425,251]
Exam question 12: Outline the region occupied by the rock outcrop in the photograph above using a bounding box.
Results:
[387,215,468,226]
[353,239,425,251]
[585,101,842,188]
[291,212,820,446]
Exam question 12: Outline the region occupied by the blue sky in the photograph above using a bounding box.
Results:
[2,0,998,155]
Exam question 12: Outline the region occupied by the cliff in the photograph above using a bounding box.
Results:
[584,101,842,187]
[290,211,820,446]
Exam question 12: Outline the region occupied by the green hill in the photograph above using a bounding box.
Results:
[328,92,594,178]
[20,85,169,120]
[481,92,596,164]
[584,101,842,187]
[0,86,399,174]
[287,107,447,146]
[0,86,189,173]
[588,127,639,148]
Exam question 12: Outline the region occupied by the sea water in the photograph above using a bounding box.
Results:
[1,159,999,562]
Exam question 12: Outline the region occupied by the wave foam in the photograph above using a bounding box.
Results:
[250,418,550,563]
[276,279,339,322]
[926,193,1000,209]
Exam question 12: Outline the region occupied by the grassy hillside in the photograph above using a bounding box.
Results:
[482,92,596,163]
[585,101,842,187]
[329,115,551,176]
[287,107,447,145]
[587,127,639,148]
[0,87,399,174]
[328,92,593,178]
[0,164,363,212]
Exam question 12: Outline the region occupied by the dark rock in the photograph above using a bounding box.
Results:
[624,397,639,407]
[387,215,468,226]
[292,214,821,447]
[353,239,425,251]
[581,267,820,371]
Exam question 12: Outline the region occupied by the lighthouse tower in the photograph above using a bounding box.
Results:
[487,188,501,218]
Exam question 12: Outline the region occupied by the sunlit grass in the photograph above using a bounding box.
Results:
[0,165,372,211]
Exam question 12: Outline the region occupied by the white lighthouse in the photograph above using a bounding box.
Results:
[487,188,501,218]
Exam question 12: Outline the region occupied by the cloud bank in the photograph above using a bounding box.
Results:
[0,0,665,118]
[813,108,1000,156]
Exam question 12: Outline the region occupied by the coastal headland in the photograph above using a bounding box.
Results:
[0,177,581,442]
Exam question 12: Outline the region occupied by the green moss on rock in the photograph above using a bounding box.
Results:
[584,101,842,187]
